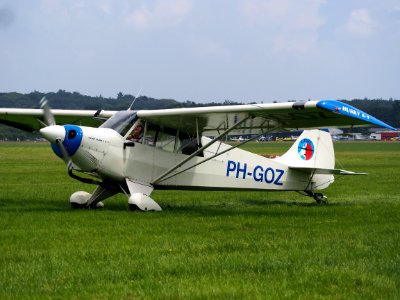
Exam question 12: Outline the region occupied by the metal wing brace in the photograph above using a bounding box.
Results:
[151,116,281,185]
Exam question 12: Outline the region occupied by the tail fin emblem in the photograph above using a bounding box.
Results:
[298,138,315,161]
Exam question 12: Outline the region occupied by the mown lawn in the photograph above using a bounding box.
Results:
[0,141,399,299]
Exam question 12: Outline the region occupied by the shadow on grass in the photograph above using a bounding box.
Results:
[1,203,130,214]
[155,198,354,218]
[0,196,354,217]
[240,198,348,207]
[161,205,307,218]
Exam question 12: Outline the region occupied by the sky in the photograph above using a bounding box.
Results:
[0,0,399,103]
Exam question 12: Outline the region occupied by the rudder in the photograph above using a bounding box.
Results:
[274,129,335,190]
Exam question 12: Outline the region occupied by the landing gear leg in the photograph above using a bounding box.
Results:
[305,191,328,204]
[125,180,161,212]
[70,186,118,209]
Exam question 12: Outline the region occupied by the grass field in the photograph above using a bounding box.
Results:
[0,141,399,299]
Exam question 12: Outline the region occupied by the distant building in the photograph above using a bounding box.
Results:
[369,131,400,141]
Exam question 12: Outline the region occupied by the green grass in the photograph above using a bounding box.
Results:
[0,141,400,299]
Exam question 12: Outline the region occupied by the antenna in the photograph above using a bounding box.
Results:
[128,88,142,111]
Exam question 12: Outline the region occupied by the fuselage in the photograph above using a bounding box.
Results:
[41,124,322,192]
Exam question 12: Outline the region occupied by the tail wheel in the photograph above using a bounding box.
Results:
[313,193,328,204]
[304,191,328,204]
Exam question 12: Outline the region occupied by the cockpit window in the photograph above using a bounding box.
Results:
[100,111,137,136]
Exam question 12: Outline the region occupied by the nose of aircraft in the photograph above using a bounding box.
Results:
[40,125,66,143]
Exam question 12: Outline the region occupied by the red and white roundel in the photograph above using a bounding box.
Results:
[297,138,315,161]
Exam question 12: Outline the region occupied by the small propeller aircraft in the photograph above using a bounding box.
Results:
[0,98,396,210]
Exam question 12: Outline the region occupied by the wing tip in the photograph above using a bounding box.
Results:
[316,100,397,131]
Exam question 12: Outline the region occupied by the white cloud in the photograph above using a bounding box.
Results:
[240,0,326,30]
[124,0,191,31]
[39,0,90,22]
[344,8,377,37]
[239,0,325,54]
[98,1,112,15]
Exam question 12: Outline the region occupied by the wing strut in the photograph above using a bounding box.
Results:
[196,117,200,148]
[151,116,252,185]
[153,126,281,184]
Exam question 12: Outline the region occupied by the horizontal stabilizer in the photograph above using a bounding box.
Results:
[290,167,367,176]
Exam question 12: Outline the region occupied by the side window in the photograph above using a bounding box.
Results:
[178,132,203,157]
[126,121,144,142]
[127,121,203,157]
[127,121,158,146]
[143,123,179,153]
[155,130,176,152]
[143,122,157,146]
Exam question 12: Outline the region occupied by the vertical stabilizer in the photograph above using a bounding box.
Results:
[274,129,335,190]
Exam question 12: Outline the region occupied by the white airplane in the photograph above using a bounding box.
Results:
[0,99,396,210]
[229,136,248,142]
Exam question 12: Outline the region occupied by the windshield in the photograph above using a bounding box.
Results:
[100,111,137,135]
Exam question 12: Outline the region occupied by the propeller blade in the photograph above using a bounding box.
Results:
[56,138,72,170]
[40,97,56,126]
[39,98,73,171]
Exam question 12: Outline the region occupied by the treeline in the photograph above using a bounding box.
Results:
[0,90,399,140]
[0,90,239,110]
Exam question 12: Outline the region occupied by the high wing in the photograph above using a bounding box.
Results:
[136,100,396,135]
[0,100,395,134]
[0,108,117,132]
